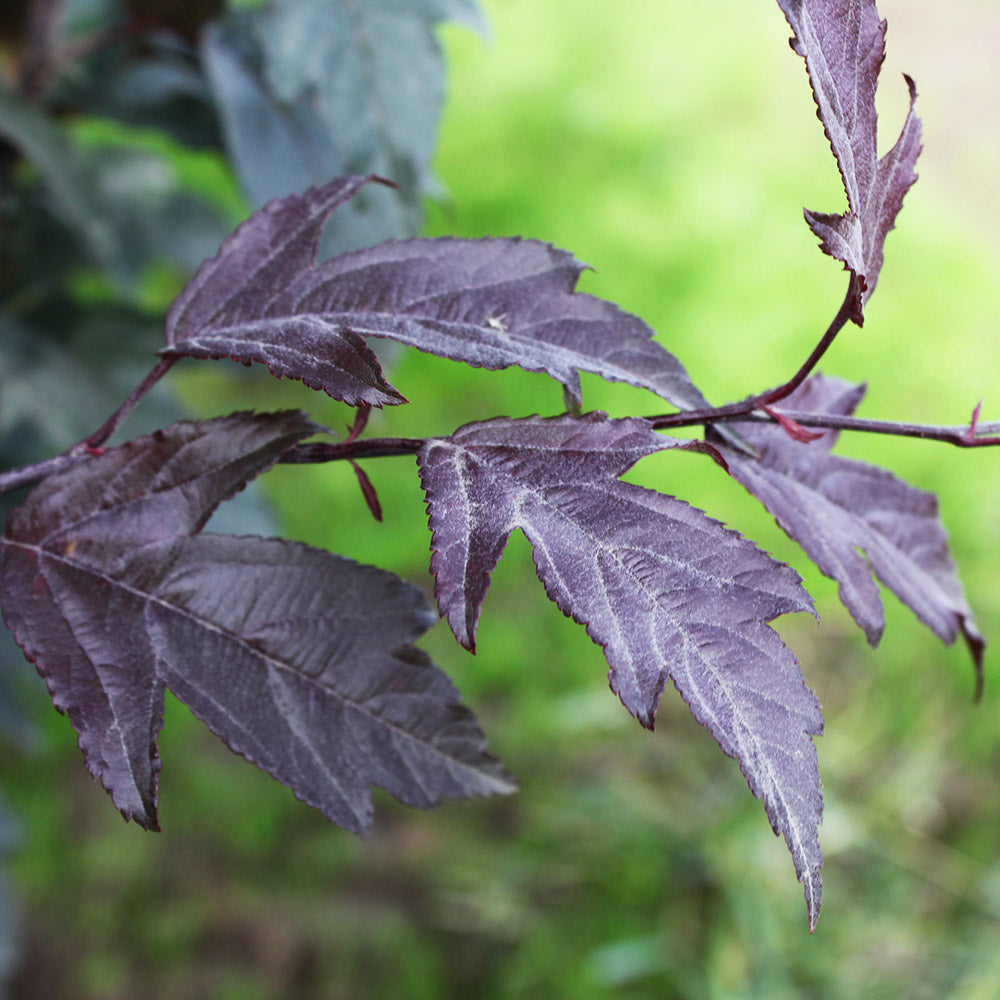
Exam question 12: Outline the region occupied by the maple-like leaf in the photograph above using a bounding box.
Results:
[164,176,713,412]
[721,375,984,692]
[0,411,513,831]
[777,0,922,319]
[418,413,825,928]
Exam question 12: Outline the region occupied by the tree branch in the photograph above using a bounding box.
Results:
[280,437,426,465]
[727,410,1000,448]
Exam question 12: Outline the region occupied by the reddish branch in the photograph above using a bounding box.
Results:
[649,275,859,432]
[2,277,999,497]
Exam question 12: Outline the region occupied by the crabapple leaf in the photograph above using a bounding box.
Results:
[722,375,984,693]
[419,412,824,928]
[777,0,922,318]
[0,410,512,832]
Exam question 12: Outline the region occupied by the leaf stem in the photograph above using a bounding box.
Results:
[732,410,1000,448]
[280,438,426,465]
[0,356,177,494]
[273,408,1000,479]
[759,275,861,406]
[82,356,179,452]
[649,275,859,431]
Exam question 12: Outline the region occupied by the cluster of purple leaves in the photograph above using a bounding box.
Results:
[0,0,979,931]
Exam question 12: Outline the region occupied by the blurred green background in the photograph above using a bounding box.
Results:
[4,0,1000,997]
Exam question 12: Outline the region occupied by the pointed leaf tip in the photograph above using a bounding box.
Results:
[164,175,405,406]
[777,0,922,317]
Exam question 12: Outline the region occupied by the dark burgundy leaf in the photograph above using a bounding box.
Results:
[164,175,406,407]
[722,375,984,691]
[283,236,713,410]
[419,413,824,927]
[0,410,316,828]
[0,410,512,831]
[166,175,712,411]
[777,0,922,318]
[151,535,513,832]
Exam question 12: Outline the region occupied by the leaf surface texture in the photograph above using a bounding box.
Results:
[0,411,512,831]
[419,413,824,926]
[165,177,712,413]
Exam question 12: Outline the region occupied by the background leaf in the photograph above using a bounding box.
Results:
[203,0,484,246]
[52,28,222,151]
[0,83,121,271]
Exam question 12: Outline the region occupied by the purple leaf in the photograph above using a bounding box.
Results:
[166,176,712,411]
[286,236,713,410]
[777,0,922,318]
[419,413,824,927]
[164,175,406,407]
[0,410,513,831]
[722,375,984,692]
[0,410,315,828]
[151,535,513,831]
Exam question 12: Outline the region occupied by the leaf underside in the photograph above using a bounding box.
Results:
[0,411,513,832]
[419,413,824,928]
[777,0,922,319]
[721,375,984,693]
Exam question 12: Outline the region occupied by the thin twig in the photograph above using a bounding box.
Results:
[730,410,1000,448]
[649,274,859,431]
[81,356,178,452]
[0,451,93,493]
[280,438,426,465]
[759,274,861,405]
[0,355,177,494]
